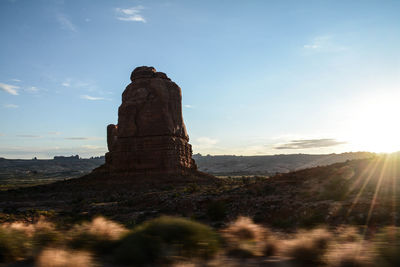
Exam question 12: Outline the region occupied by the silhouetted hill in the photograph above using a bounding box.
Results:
[193,152,375,175]
[0,152,375,188]
[0,156,105,188]
[2,153,399,228]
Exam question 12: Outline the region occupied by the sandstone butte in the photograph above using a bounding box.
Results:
[99,66,198,176]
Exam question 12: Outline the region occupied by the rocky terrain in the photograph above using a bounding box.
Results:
[193,152,375,175]
[0,154,398,230]
[0,152,375,189]
[0,156,104,189]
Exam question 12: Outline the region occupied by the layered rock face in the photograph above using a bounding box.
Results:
[105,66,197,175]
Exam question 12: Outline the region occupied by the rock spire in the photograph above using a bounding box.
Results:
[104,66,197,175]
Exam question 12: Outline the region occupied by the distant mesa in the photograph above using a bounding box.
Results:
[100,66,198,175]
[54,155,80,161]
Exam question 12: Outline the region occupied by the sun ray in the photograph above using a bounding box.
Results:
[346,157,382,216]
[362,155,390,236]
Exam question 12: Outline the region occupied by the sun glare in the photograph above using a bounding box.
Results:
[344,94,400,153]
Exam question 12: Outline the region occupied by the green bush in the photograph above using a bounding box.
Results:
[0,228,31,263]
[113,216,220,265]
[374,226,400,266]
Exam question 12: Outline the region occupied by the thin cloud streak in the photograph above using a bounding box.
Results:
[80,95,105,101]
[57,14,77,32]
[303,35,347,52]
[26,86,39,92]
[275,138,346,150]
[64,137,90,140]
[3,104,18,108]
[116,6,146,22]
[64,137,103,140]
[193,137,219,151]
[0,82,19,95]
[16,134,41,138]
[48,132,62,135]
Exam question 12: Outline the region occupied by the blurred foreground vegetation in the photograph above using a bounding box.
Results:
[1,215,400,266]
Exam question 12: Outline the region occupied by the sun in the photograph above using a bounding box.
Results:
[343,93,400,153]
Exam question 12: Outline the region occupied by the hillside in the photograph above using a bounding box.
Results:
[193,152,375,175]
[1,153,398,228]
[0,152,374,189]
[0,156,104,189]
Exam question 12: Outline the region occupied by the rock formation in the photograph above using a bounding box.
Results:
[104,66,197,175]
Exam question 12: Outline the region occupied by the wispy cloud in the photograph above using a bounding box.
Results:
[184,104,194,108]
[0,82,19,95]
[62,82,70,87]
[11,79,21,82]
[80,95,104,101]
[26,86,39,92]
[3,104,18,108]
[48,131,62,135]
[82,145,102,150]
[116,6,146,22]
[303,35,347,52]
[64,136,103,140]
[16,134,41,138]
[193,137,219,150]
[57,14,77,32]
[65,137,90,140]
[275,138,346,150]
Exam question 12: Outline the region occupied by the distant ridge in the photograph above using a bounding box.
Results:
[0,152,375,186]
[193,152,375,175]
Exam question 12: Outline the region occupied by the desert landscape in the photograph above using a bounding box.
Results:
[1,1,399,267]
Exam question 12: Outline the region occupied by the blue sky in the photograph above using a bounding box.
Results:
[0,0,399,158]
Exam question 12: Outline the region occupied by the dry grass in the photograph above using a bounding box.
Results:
[284,227,333,264]
[334,226,362,243]
[0,216,396,266]
[221,216,272,257]
[222,216,266,242]
[1,217,55,237]
[36,248,94,267]
[326,242,374,267]
[71,216,128,241]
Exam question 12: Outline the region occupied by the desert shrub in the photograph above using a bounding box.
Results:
[221,216,268,257]
[222,216,265,242]
[0,227,31,263]
[374,226,400,266]
[207,200,227,221]
[113,216,220,265]
[31,220,62,253]
[67,216,127,253]
[36,248,94,267]
[262,237,280,257]
[184,183,199,193]
[320,177,349,201]
[335,226,362,243]
[299,208,328,228]
[285,228,333,265]
[326,243,374,267]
